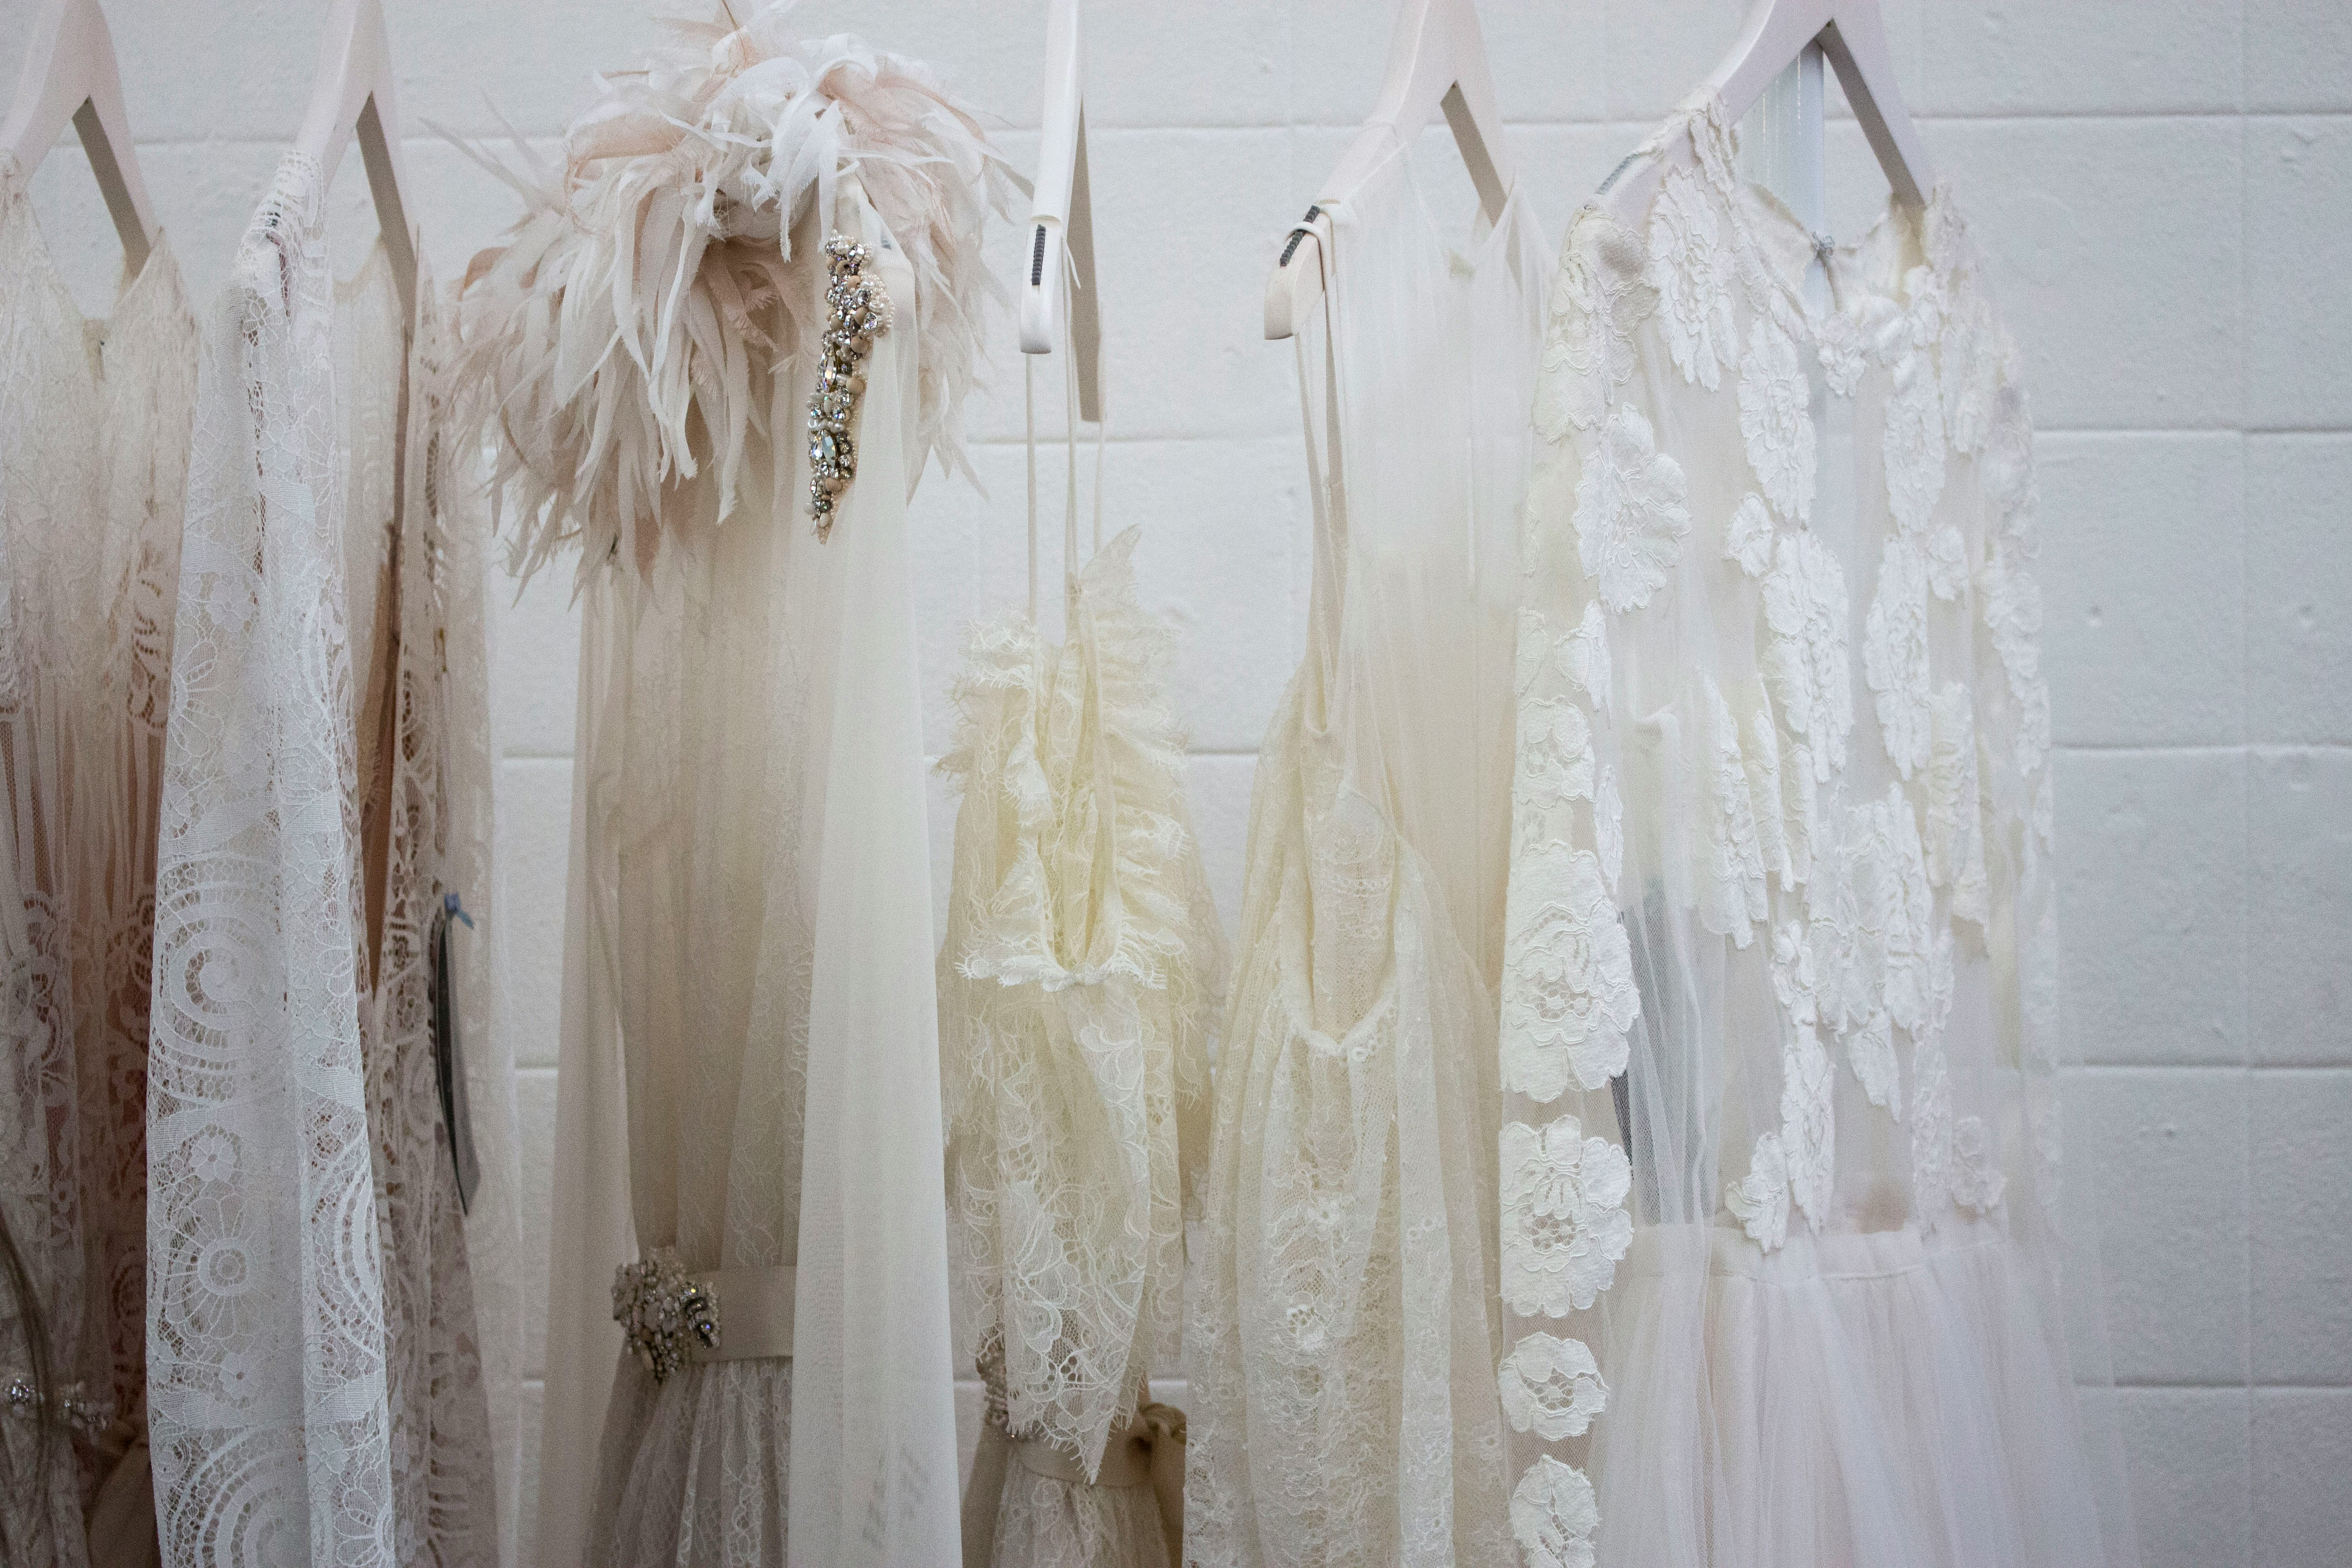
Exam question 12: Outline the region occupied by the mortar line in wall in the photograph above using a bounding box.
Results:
[2235,101,2254,1549]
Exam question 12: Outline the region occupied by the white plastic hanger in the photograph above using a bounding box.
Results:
[1610,0,1929,225]
[295,0,417,320]
[0,0,157,274]
[1019,0,1102,422]
[1265,0,1515,342]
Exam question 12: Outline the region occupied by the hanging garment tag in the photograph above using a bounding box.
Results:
[432,895,481,1212]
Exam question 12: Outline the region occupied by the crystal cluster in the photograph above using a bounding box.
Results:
[808,234,893,538]
[2,1377,112,1436]
[611,1250,720,1383]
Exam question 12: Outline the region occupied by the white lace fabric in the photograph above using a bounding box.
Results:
[940,523,1221,1466]
[1186,150,1550,1568]
[1496,96,2136,1568]
[146,152,511,1568]
[0,152,198,1564]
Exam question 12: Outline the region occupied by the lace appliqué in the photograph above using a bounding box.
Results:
[1576,404,1690,614]
[1497,1332,1608,1442]
[1647,164,1737,391]
[1510,1454,1601,1568]
[1499,1115,1633,1318]
[1865,537,1933,779]
[1725,493,1774,578]
[1738,316,1815,523]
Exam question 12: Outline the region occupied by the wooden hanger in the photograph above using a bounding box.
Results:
[1611,0,1929,223]
[1264,0,1515,341]
[0,0,157,274]
[295,0,417,321]
[1019,0,1102,422]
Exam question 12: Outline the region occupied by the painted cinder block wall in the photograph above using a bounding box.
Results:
[7,2,2347,1564]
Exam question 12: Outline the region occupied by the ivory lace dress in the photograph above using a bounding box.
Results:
[147,152,519,1567]
[1186,151,1550,1568]
[0,155,196,1568]
[940,518,1221,1568]
[1494,96,2136,1568]
[453,14,1006,1566]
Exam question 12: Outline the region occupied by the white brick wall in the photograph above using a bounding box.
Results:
[9,3,2347,1564]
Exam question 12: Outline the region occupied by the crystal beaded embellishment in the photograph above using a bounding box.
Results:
[808,234,893,538]
[612,1250,720,1382]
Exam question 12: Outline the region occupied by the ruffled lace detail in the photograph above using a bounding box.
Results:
[939,526,1222,1477]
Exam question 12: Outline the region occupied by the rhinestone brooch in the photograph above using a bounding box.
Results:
[612,1250,720,1383]
[808,234,893,539]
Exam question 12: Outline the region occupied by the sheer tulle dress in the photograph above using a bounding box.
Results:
[1185,149,1550,1567]
[455,15,1008,1565]
[940,517,1222,1568]
[0,151,196,1568]
[1493,95,2138,1568]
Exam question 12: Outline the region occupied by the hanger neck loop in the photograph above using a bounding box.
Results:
[1023,230,1103,630]
[1297,211,1348,660]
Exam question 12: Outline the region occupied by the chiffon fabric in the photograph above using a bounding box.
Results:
[1186,148,1551,1567]
[525,184,965,1568]
[0,153,196,1568]
[939,501,1223,1568]
[146,152,519,1567]
[1493,94,2137,1568]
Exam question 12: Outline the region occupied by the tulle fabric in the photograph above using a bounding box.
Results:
[533,184,961,1568]
[1185,149,1550,1568]
[1494,95,2136,1568]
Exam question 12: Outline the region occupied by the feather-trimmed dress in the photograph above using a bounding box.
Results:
[448,11,1009,1566]
[939,528,1222,1568]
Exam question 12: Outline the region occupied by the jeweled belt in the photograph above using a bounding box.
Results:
[612,1250,796,1382]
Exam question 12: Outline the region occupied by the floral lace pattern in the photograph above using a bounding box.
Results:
[1507,92,2073,1563]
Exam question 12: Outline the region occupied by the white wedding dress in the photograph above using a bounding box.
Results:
[459,14,1005,1566]
[940,512,1222,1568]
[1185,149,1550,1568]
[147,152,520,1568]
[0,152,196,1568]
[1494,95,2136,1568]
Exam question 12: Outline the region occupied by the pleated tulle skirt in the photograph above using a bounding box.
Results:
[1591,1215,2111,1568]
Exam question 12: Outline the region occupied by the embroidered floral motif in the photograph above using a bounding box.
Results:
[1926,683,1988,925]
[1725,1130,1790,1250]
[1882,336,1946,535]
[1518,697,1596,811]
[1865,538,1933,779]
[1725,493,1775,577]
[1744,701,1793,890]
[1536,217,1657,441]
[1843,1009,1901,1114]
[1926,525,1969,601]
[1981,545,2052,779]
[1649,164,1738,390]
[1500,1115,1634,1317]
[1738,316,1815,523]
[1950,1115,2008,1213]
[1517,603,1612,716]
[1700,680,1767,946]
[1809,785,1944,1047]
[1498,1332,1609,1441]
[1761,529,1852,780]
[1910,1036,1954,1227]
[1577,403,1691,613]
[1815,303,1871,398]
[1510,1455,1601,1568]
[1781,1024,1835,1228]
[1501,846,1638,1100]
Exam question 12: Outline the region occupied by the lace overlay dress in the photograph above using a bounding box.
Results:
[1494,97,2135,1568]
[0,156,197,1564]
[147,152,511,1568]
[1185,153,1550,1568]
[939,528,1221,1568]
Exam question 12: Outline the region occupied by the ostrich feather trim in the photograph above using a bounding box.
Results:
[448,3,1011,581]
